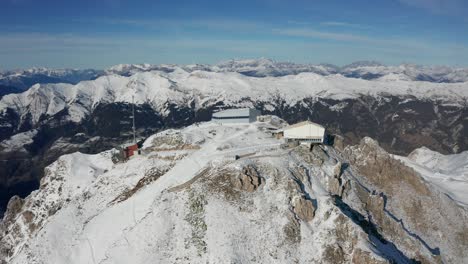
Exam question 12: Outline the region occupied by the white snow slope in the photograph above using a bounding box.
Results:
[395,147,468,207]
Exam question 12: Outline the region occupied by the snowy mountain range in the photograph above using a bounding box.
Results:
[0,58,467,263]
[2,58,468,99]
[1,67,467,126]
[104,59,468,82]
[0,68,102,97]
[0,65,467,216]
[1,119,467,263]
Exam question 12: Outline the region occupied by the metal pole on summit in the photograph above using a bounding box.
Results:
[132,95,136,144]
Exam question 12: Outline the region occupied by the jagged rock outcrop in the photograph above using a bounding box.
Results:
[340,137,468,263]
[232,165,263,192]
[1,196,23,226]
[331,134,345,151]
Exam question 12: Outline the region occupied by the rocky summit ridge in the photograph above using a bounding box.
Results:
[1,117,467,264]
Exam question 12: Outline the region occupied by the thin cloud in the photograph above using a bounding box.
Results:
[272,27,464,54]
[0,33,287,55]
[273,28,377,43]
[99,18,267,32]
[1,29,463,57]
[0,33,117,49]
[397,0,468,15]
[320,21,371,29]
[1,28,467,68]
[287,20,312,26]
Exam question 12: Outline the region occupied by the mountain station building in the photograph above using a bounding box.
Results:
[275,121,325,144]
[211,108,261,123]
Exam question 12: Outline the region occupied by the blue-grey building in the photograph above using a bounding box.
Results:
[211,108,261,123]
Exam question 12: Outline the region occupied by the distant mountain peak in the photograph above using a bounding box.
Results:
[342,60,385,69]
[2,59,468,99]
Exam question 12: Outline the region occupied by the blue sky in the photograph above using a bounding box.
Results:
[1,0,467,69]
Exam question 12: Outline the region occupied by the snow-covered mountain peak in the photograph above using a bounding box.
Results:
[215,57,276,68]
[106,63,154,73]
[342,60,385,69]
[2,119,468,263]
[376,73,413,82]
[104,63,181,77]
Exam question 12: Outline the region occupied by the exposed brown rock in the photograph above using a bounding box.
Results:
[332,134,345,152]
[205,170,242,202]
[21,210,34,224]
[112,167,168,203]
[456,227,468,248]
[147,133,202,151]
[2,195,24,224]
[47,205,61,217]
[202,164,264,204]
[312,146,329,166]
[329,162,352,198]
[333,214,357,244]
[323,245,346,264]
[232,165,262,192]
[333,162,342,178]
[295,145,329,167]
[283,212,301,244]
[292,196,315,222]
[153,144,201,151]
[365,194,385,222]
[329,163,344,196]
[352,249,388,264]
[344,138,431,196]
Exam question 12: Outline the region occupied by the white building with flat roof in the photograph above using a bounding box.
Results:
[211,108,260,124]
[282,121,325,144]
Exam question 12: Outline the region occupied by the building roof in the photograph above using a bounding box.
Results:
[278,120,325,131]
[212,108,255,118]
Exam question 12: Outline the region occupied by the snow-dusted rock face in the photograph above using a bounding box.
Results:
[394,147,468,208]
[1,120,467,263]
[341,138,468,263]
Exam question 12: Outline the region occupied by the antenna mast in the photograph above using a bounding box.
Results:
[132,95,136,144]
